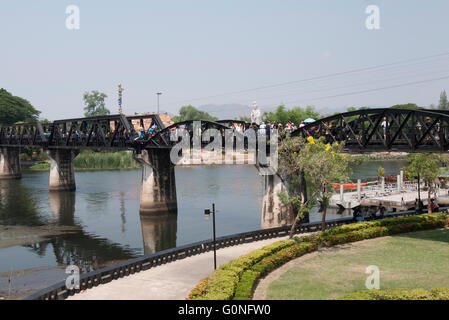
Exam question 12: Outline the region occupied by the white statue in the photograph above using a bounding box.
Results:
[250,101,262,125]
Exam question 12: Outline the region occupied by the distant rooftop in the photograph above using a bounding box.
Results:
[127,112,174,128]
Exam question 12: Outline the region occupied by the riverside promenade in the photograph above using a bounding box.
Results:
[29,210,424,300]
[67,235,296,300]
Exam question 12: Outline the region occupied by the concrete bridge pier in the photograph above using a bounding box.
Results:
[0,147,21,179]
[261,171,309,229]
[45,149,79,191]
[133,149,178,215]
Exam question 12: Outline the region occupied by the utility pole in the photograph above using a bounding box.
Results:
[118,83,124,114]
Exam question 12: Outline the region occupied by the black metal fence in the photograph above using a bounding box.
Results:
[24,208,439,300]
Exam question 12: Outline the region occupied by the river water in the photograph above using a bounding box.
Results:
[0,160,407,298]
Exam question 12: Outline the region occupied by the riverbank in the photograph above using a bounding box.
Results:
[349,152,409,163]
[25,150,414,172]
[27,151,141,171]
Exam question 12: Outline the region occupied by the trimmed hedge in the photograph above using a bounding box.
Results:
[234,242,316,300]
[188,239,297,300]
[338,288,449,300]
[188,213,448,300]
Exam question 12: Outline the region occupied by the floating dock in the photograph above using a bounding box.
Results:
[330,171,449,210]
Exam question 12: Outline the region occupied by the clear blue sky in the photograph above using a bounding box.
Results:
[1,0,449,120]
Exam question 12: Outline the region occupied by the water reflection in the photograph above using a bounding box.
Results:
[140,212,177,255]
[0,179,47,226]
[1,184,139,273]
[45,233,138,272]
[0,175,179,273]
[119,191,126,234]
[1,161,408,287]
[49,191,76,225]
[85,192,111,212]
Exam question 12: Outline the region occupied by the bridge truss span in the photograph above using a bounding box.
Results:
[0,113,165,150]
[142,119,256,151]
[292,108,449,153]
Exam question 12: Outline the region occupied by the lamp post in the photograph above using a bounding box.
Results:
[156,92,162,114]
[204,203,217,270]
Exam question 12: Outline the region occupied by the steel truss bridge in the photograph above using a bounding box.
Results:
[292,108,449,153]
[1,108,449,153]
[0,114,250,152]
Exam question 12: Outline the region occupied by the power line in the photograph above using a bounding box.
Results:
[163,51,449,107]
[252,57,449,100]
[257,67,449,104]
[282,74,449,106]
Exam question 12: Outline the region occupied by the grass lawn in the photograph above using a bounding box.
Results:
[265,229,449,300]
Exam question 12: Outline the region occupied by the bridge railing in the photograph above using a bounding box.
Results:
[23,207,443,300]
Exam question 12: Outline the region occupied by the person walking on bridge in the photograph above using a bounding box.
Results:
[381,117,388,142]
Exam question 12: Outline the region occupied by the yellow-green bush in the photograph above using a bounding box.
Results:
[189,239,296,300]
[338,288,449,300]
[73,151,140,170]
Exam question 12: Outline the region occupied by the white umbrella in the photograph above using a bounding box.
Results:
[303,118,316,123]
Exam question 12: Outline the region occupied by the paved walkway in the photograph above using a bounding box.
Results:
[68,236,290,300]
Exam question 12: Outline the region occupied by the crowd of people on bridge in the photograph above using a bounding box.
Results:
[298,115,449,147]
[7,114,449,151]
[134,123,160,141]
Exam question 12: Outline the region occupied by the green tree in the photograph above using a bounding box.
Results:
[345,106,370,113]
[83,91,110,117]
[378,166,385,179]
[263,105,320,125]
[0,88,41,124]
[172,105,218,122]
[389,103,423,110]
[404,153,447,213]
[341,106,371,122]
[438,90,449,110]
[278,136,350,235]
